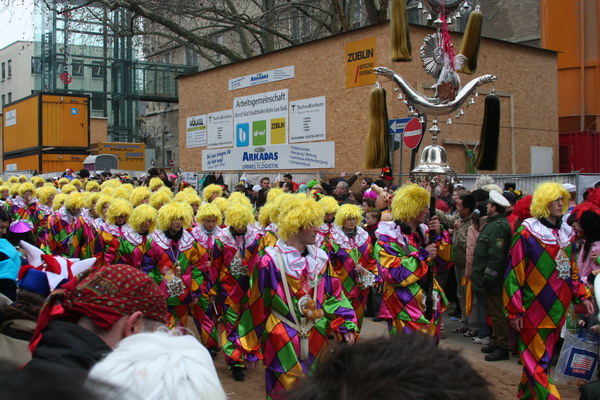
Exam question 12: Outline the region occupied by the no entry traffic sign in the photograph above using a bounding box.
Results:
[402,117,423,149]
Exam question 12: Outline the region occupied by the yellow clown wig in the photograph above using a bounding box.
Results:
[18,175,28,183]
[157,201,193,231]
[228,192,251,208]
[8,176,19,184]
[269,193,294,224]
[258,202,274,227]
[195,203,223,226]
[149,177,164,191]
[278,195,324,241]
[31,176,45,187]
[37,185,58,206]
[129,204,158,233]
[318,196,340,215]
[61,184,77,195]
[157,186,173,199]
[224,204,255,230]
[113,186,131,200]
[70,179,83,189]
[391,183,430,221]
[9,184,20,197]
[173,191,188,202]
[101,179,121,190]
[530,182,569,219]
[0,185,9,195]
[52,193,67,211]
[335,204,364,227]
[185,192,201,208]
[202,184,223,202]
[56,177,69,189]
[83,192,101,209]
[95,195,112,219]
[149,190,171,210]
[85,180,100,192]
[106,198,134,225]
[0,178,3,185]
[266,187,284,204]
[18,183,36,197]
[211,196,228,214]
[65,192,86,211]
[130,186,152,207]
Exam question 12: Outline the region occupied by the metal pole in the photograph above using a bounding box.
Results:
[398,135,403,183]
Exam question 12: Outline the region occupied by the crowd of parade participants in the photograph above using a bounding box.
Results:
[0,167,599,399]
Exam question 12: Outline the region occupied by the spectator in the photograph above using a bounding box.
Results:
[89,331,226,400]
[334,181,357,205]
[260,177,270,190]
[282,182,294,193]
[283,174,299,192]
[439,183,454,210]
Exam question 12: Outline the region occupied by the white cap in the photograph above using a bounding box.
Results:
[252,184,261,193]
[489,190,510,208]
[563,183,576,193]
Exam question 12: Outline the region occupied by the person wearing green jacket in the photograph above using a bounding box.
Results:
[472,191,512,361]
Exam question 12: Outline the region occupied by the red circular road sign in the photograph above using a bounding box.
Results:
[60,72,72,85]
[170,159,174,168]
[403,117,423,149]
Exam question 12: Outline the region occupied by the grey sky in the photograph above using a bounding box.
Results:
[0,0,35,49]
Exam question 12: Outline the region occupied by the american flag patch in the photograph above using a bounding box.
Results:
[571,354,594,371]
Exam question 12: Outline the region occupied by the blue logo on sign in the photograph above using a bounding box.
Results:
[71,108,78,115]
[236,123,250,147]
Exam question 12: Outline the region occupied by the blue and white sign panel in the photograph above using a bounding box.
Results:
[202,142,335,171]
[228,66,295,91]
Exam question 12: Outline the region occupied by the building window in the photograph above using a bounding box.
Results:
[7,60,11,79]
[1,62,5,80]
[55,60,66,73]
[91,93,105,112]
[1,95,5,106]
[72,59,84,77]
[7,92,12,103]
[92,61,104,78]
[31,57,42,75]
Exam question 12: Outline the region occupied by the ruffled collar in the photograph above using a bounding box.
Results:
[265,239,328,279]
[330,225,369,249]
[375,221,402,240]
[102,223,130,237]
[58,206,79,224]
[151,229,194,251]
[522,217,574,247]
[123,227,148,246]
[217,226,260,249]
[191,225,221,247]
[38,204,53,216]
[266,223,279,233]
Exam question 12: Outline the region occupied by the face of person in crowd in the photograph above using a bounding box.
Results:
[139,221,151,234]
[324,212,335,224]
[69,207,81,217]
[0,220,9,237]
[209,192,220,202]
[230,225,247,236]
[102,202,110,217]
[548,198,564,220]
[415,207,429,225]
[47,194,56,207]
[485,201,497,217]
[1,189,8,200]
[261,179,270,189]
[159,171,167,179]
[115,215,127,225]
[362,201,370,213]
[191,203,200,214]
[571,221,582,239]
[169,218,183,234]
[142,196,149,204]
[203,216,218,233]
[366,213,378,227]
[283,184,292,193]
[343,218,358,233]
[283,176,291,183]
[23,190,33,203]
[360,180,370,191]
[456,199,470,218]
[440,185,450,197]
[296,225,319,246]
[335,182,347,195]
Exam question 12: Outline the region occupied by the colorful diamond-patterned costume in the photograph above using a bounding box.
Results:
[209,226,261,369]
[325,225,379,330]
[315,222,333,249]
[373,221,453,342]
[190,224,221,351]
[112,228,151,267]
[504,218,589,400]
[35,204,54,247]
[93,224,129,266]
[237,240,358,400]
[141,229,203,329]
[258,223,279,256]
[44,207,91,258]
[10,197,43,240]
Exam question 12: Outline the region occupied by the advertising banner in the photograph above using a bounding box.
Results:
[228,66,294,91]
[233,89,288,147]
[289,96,326,143]
[186,115,207,148]
[345,37,377,88]
[202,141,335,171]
[206,109,234,149]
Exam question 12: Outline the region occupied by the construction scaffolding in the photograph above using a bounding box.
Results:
[34,1,195,142]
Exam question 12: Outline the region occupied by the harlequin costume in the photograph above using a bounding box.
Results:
[112,204,157,266]
[325,204,380,330]
[209,204,261,374]
[35,185,58,247]
[9,183,42,234]
[315,196,339,249]
[189,202,223,353]
[141,202,204,329]
[504,183,591,400]
[373,184,453,343]
[237,195,358,399]
[93,198,132,266]
[44,193,91,258]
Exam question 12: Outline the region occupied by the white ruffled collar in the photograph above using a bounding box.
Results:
[58,206,79,224]
[330,225,369,249]
[191,225,221,247]
[102,223,130,237]
[522,217,574,247]
[151,229,195,251]
[266,223,279,233]
[265,239,328,279]
[123,227,148,246]
[217,226,260,249]
[38,204,53,216]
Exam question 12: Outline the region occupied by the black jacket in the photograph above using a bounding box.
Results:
[25,320,111,373]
